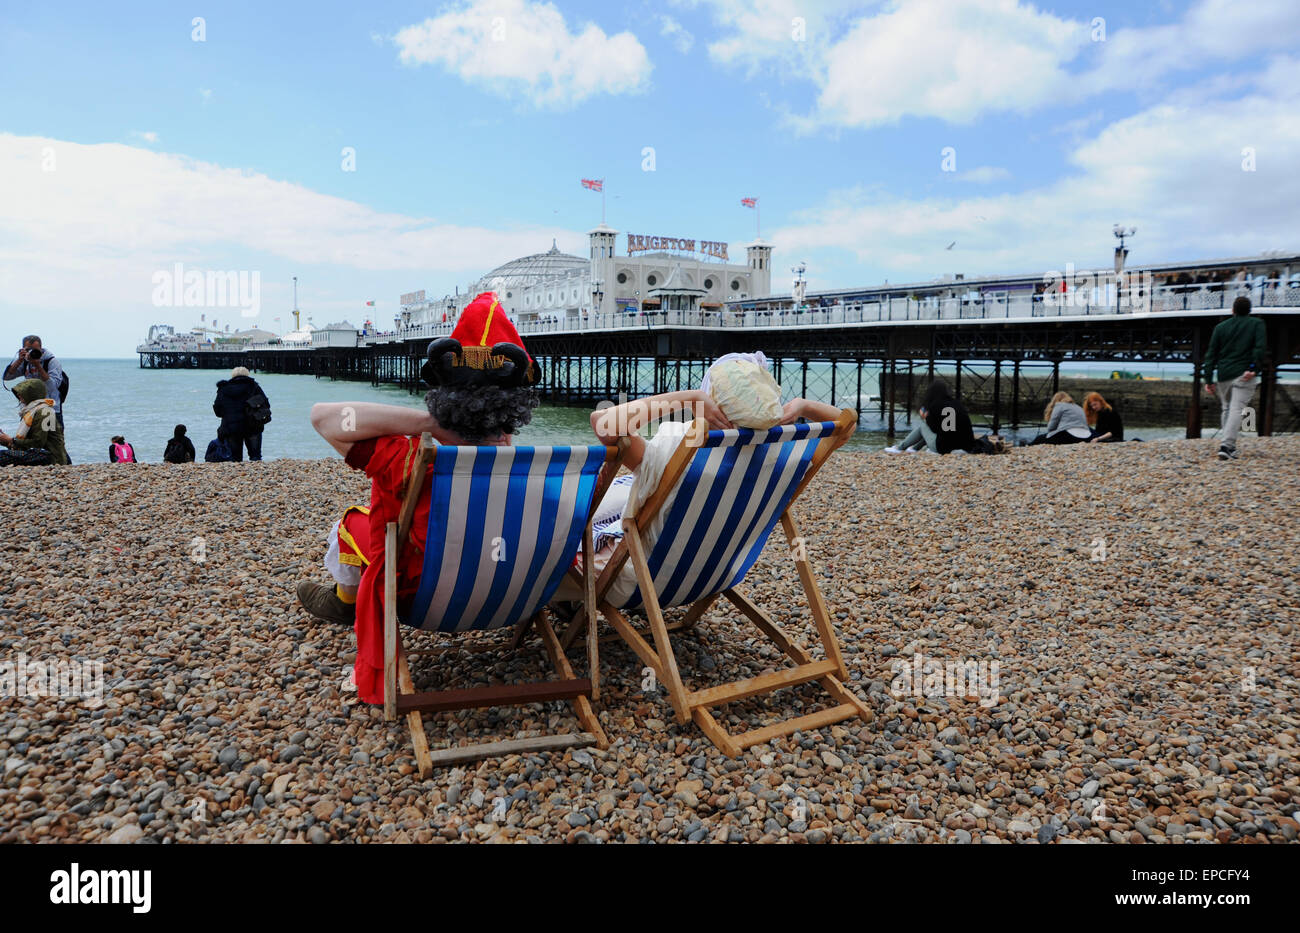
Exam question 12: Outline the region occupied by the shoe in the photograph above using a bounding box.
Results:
[884,445,903,454]
[296,581,356,625]
[1217,445,1238,461]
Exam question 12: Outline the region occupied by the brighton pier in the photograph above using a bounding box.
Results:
[139,253,1300,438]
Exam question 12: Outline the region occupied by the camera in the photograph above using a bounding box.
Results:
[27,348,41,361]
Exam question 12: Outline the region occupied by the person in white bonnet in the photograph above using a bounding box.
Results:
[554,353,841,604]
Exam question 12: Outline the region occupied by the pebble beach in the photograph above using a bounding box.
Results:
[2,437,1297,844]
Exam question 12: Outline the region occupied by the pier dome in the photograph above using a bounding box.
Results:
[472,240,587,295]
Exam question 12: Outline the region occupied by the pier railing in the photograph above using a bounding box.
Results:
[138,280,1300,352]
[363,280,1300,345]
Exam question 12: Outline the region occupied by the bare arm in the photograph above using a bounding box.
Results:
[780,398,842,424]
[590,389,731,471]
[310,401,442,458]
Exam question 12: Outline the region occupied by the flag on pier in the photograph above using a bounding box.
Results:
[581,178,603,192]
[365,300,375,306]
[742,196,760,237]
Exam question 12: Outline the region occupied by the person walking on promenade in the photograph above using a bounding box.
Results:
[1203,295,1267,461]
[213,366,271,461]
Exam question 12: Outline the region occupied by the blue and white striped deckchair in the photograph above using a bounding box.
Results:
[588,410,871,757]
[383,433,625,776]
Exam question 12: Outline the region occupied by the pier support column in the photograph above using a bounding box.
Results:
[991,359,1002,434]
[886,357,897,439]
[1188,327,1203,439]
[1011,361,1021,430]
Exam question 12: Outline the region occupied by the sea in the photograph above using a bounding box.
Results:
[21,359,1195,465]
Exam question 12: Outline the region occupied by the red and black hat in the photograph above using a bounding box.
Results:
[421,292,541,389]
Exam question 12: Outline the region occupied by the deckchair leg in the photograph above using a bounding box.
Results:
[681,593,720,631]
[583,523,600,701]
[780,512,849,679]
[625,531,691,724]
[397,647,434,778]
[536,611,607,749]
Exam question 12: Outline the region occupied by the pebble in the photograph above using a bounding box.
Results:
[0,442,1296,844]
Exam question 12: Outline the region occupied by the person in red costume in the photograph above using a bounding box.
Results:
[298,292,542,704]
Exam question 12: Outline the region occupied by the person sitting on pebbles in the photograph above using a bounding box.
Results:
[297,292,541,704]
[0,377,69,466]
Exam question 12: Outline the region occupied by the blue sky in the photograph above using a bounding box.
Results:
[2,0,1297,356]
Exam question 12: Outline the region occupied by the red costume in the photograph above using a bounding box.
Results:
[338,292,537,704]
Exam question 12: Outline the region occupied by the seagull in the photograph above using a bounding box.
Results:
[945,241,956,250]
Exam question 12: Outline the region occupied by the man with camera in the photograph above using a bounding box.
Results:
[4,335,64,429]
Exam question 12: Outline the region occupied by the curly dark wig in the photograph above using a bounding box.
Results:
[424,385,540,443]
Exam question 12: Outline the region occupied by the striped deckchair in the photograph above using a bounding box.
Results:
[382,433,625,776]
[582,410,871,756]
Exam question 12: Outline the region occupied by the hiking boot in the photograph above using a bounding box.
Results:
[296,581,355,625]
[1217,445,1238,461]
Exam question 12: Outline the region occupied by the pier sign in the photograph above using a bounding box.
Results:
[628,234,728,261]
[400,290,426,307]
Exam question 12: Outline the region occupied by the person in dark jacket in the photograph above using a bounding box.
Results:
[163,424,196,463]
[887,380,976,454]
[1084,392,1124,442]
[1202,295,1267,460]
[213,367,269,461]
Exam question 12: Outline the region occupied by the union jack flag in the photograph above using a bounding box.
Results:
[741,197,758,208]
[581,178,604,192]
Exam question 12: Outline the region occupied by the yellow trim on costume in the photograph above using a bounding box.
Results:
[335,585,357,604]
[336,505,372,567]
[478,298,499,347]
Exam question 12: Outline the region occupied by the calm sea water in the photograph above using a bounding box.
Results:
[21,359,1190,464]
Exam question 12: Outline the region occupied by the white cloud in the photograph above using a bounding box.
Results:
[814,0,1083,128]
[692,0,1300,130]
[659,15,694,54]
[393,0,652,108]
[0,135,579,352]
[771,62,1300,280]
[130,130,159,143]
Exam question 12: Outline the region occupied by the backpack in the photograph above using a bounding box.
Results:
[56,369,69,403]
[164,437,191,464]
[205,437,234,462]
[111,442,136,463]
[244,392,272,427]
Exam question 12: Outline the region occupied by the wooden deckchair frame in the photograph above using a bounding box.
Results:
[577,410,870,757]
[382,433,626,777]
